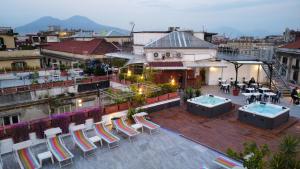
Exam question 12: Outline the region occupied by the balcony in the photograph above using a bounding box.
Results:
[292,65,300,70]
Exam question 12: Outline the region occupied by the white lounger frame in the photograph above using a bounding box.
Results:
[94,121,120,149]
[12,140,41,169]
[112,117,140,142]
[44,127,74,168]
[133,113,160,135]
[70,124,97,158]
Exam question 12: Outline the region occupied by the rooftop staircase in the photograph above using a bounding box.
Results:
[261,57,291,96]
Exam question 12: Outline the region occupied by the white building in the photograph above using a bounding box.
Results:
[108,28,268,86]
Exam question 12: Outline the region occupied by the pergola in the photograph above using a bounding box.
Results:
[218,53,275,88]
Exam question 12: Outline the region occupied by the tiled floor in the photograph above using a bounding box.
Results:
[2,128,229,169]
[149,104,300,153]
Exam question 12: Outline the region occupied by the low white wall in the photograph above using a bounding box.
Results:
[207,63,267,85]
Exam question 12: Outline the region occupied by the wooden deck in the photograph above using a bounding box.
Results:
[149,104,300,153]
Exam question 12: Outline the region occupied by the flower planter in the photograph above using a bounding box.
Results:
[118,102,130,111]
[88,107,103,122]
[52,81,64,87]
[146,97,159,104]
[158,94,169,101]
[71,111,87,124]
[51,114,71,133]
[232,89,240,96]
[29,117,51,139]
[104,104,119,114]
[168,92,179,99]
[6,122,29,143]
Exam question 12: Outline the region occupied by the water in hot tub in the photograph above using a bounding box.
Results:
[246,103,283,115]
[192,95,225,105]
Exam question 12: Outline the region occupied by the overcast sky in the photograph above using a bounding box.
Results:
[1,0,300,33]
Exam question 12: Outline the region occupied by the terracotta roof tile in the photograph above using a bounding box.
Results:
[42,39,118,55]
[280,39,300,49]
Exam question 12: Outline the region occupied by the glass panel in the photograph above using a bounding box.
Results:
[3,116,10,125]
[12,115,19,124]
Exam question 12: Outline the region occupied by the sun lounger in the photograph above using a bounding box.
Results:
[213,156,245,169]
[70,124,97,157]
[94,121,120,149]
[112,117,140,142]
[44,127,74,168]
[133,113,160,134]
[12,140,41,169]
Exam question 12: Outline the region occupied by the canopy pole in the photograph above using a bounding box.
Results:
[234,63,243,86]
[268,64,273,88]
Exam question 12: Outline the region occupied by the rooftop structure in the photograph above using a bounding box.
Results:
[144,31,216,49]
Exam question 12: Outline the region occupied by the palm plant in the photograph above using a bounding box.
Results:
[269,135,300,169]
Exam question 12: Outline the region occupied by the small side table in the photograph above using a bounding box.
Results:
[89,136,102,147]
[131,123,143,133]
[37,151,54,167]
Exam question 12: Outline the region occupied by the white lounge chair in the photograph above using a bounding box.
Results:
[94,121,120,149]
[133,113,160,134]
[112,117,140,142]
[44,127,74,168]
[12,140,41,169]
[70,124,97,157]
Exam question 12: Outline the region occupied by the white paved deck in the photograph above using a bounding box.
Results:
[2,128,230,169]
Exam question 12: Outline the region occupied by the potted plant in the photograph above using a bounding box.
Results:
[232,86,240,96]
[195,88,201,97]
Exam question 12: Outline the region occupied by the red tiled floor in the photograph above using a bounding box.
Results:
[149,104,300,153]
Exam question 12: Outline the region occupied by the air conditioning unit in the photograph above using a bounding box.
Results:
[176,52,182,58]
[166,52,171,57]
[153,52,160,59]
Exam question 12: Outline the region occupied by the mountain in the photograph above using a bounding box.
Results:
[15,15,129,35]
[211,26,279,38]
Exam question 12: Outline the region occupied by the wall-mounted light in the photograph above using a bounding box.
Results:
[77,99,82,103]
[140,75,144,80]
[127,70,132,77]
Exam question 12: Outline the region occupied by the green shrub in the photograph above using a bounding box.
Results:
[195,88,201,97]
[158,83,178,95]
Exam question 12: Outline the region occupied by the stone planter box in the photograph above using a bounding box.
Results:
[158,94,169,101]
[168,92,179,99]
[105,104,119,114]
[30,84,42,90]
[146,97,159,104]
[52,81,64,87]
[118,102,130,111]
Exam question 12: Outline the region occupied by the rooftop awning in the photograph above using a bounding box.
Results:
[105,52,136,60]
[183,60,228,68]
[147,61,187,70]
[230,61,263,65]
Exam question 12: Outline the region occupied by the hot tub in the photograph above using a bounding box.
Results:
[187,95,232,117]
[238,102,289,129]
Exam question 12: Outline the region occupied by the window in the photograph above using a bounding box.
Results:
[2,115,19,126]
[293,71,299,82]
[282,57,288,64]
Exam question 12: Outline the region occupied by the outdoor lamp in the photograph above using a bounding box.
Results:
[138,88,143,95]
[140,75,144,80]
[171,78,175,86]
[127,70,132,77]
[77,99,82,103]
